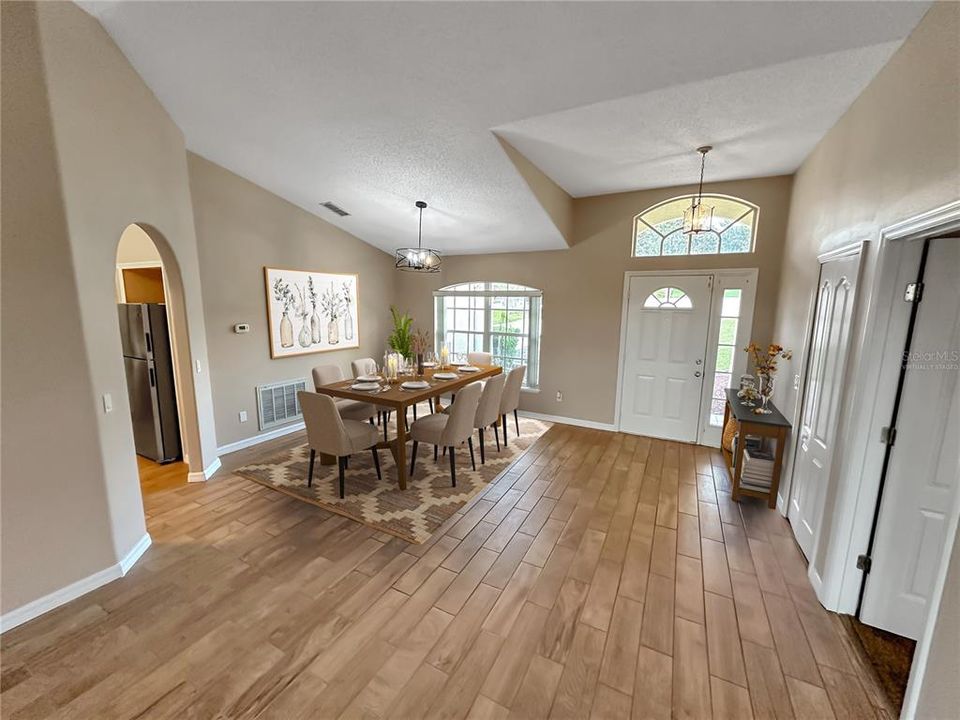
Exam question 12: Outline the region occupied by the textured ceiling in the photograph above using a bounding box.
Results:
[80,1,929,255]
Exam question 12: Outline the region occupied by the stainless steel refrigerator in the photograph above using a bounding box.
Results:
[118,303,181,463]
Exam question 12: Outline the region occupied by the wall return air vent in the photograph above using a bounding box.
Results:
[257,378,308,431]
[320,201,350,217]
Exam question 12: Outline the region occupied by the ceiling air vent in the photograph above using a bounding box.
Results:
[320,201,350,217]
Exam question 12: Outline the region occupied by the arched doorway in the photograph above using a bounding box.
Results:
[115,224,191,493]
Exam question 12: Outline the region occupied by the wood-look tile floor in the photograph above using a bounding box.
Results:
[1,425,895,719]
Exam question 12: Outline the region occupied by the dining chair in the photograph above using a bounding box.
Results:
[350,357,393,433]
[466,372,505,464]
[467,351,492,366]
[297,391,382,498]
[311,365,377,424]
[498,365,526,447]
[409,381,482,487]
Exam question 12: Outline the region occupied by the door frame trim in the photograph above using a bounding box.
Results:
[613,267,758,441]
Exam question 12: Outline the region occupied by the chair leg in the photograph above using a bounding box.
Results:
[308,448,316,487]
[434,445,439,462]
[410,440,419,477]
[383,414,388,442]
[503,414,509,447]
[468,437,476,471]
[493,423,501,451]
[514,409,520,435]
[377,411,381,427]
[429,397,435,413]
[371,448,382,480]
[413,404,418,421]
[337,456,346,499]
[369,417,375,426]
[449,447,457,487]
[479,428,486,464]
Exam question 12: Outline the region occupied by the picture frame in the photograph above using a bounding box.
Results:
[263,266,360,358]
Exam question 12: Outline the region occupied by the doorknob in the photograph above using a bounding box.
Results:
[695,359,702,365]
[694,371,702,378]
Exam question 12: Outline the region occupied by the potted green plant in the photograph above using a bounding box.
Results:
[387,306,413,360]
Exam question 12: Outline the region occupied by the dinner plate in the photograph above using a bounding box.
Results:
[421,361,437,368]
[458,366,481,373]
[449,361,466,367]
[350,381,381,391]
[401,380,430,390]
[356,374,381,382]
[433,372,458,380]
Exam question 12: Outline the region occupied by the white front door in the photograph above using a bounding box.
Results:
[788,253,860,559]
[860,238,960,640]
[619,275,712,442]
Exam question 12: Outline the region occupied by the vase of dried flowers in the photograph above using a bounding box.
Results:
[411,328,431,377]
[745,342,792,415]
[273,278,296,348]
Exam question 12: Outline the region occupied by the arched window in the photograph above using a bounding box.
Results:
[643,287,693,309]
[633,194,758,257]
[434,282,542,388]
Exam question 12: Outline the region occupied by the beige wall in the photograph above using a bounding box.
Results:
[771,1,960,422]
[187,154,397,448]
[116,224,163,265]
[398,175,792,424]
[1,1,219,614]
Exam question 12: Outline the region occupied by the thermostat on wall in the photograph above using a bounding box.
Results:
[234,323,251,334]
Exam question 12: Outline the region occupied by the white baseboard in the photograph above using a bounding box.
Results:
[216,421,306,457]
[187,456,222,483]
[519,410,617,432]
[119,533,152,574]
[0,532,152,634]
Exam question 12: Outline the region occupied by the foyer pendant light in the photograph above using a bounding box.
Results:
[396,201,442,273]
[683,145,715,235]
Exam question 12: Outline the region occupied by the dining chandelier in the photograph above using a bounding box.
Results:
[395,200,442,273]
[683,145,715,235]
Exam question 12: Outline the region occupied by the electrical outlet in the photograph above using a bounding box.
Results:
[239,410,248,423]
[556,391,563,402]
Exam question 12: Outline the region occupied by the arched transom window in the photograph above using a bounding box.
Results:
[633,194,758,257]
[643,287,693,309]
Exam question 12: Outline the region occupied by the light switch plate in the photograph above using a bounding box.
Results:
[102,393,113,413]
[239,410,248,423]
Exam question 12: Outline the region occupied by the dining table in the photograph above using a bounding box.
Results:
[315,363,502,490]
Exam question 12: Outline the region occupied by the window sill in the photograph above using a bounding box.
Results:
[521,387,540,394]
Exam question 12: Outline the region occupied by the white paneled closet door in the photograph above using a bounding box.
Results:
[788,252,861,560]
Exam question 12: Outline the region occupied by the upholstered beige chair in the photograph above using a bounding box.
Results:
[467,351,492,366]
[445,372,505,464]
[409,381,482,486]
[298,391,381,498]
[312,365,377,424]
[350,357,393,435]
[499,365,526,447]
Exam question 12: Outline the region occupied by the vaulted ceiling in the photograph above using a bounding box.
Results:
[80,1,929,255]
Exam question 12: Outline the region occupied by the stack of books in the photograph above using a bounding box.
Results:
[740,446,775,492]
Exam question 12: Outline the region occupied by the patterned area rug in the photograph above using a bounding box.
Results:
[235,415,551,543]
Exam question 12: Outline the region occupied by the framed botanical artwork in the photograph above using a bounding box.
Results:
[264,267,359,358]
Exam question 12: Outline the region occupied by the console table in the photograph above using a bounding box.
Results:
[722,388,792,508]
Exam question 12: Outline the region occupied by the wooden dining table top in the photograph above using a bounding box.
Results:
[316,363,502,409]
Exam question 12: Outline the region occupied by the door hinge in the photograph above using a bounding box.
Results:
[880,426,896,446]
[904,282,923,303]
[856,554,872,573]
